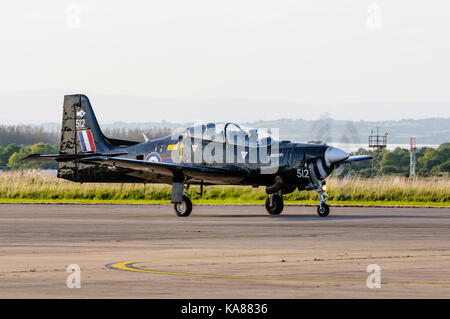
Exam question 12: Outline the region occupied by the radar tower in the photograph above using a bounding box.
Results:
[368,127,388,177]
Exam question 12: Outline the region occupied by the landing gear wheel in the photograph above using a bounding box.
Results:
[174,195,192,217]
[317,203,330,217]
[265,195,284,215]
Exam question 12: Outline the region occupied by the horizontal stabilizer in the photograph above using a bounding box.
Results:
[22,152,128,162]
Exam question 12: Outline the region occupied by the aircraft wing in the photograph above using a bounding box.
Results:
[338,155,373,164]
[80,156,250,184]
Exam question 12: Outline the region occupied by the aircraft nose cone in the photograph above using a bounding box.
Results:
[324,147,349,166]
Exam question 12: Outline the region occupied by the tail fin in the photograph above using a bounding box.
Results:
[57,94,107,181]
[57,94,139,181]
[21,94,139,182]
[59,94,108,155]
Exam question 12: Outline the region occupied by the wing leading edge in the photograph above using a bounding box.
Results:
[338,155,373,164]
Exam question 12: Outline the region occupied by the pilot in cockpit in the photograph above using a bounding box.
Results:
[248,129,258,147]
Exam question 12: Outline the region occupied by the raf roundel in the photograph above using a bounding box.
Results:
[145,152,161,163]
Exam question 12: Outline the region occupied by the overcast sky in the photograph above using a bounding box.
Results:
[1,1,449,124]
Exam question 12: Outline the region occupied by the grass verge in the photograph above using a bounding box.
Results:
[0,171,448,207]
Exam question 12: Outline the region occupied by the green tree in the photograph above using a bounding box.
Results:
[381,147,409,176]
[331,143,449,178]
[7,152,25,169]
[414,147,430,173]
[432,159,450,175]
[436,143,450,162]
[0,144,21,166]
[30,142,57,155]
[417,143,450,176]
[428,144,450,175]
[6,143,58,170]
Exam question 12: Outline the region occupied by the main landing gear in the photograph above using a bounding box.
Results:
[172,182,193,217]
[265,193,284,215]
[174,194,193,217]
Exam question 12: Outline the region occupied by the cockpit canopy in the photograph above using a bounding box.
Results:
[182,122,277,147]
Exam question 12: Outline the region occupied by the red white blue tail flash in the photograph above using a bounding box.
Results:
[78,129,96,152]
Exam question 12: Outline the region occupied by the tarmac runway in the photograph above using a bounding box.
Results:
[0,204,449,298]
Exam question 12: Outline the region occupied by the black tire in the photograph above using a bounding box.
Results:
[265,195,284,215]
[317,203,330,217]
[174,195,193,217]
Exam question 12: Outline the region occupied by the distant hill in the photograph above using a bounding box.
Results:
[247,118,450,145]
[2,91,450,124]
[1,118,449,147]
[101,118,450,145]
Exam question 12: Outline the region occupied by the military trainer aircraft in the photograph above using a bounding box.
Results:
[24,94,372,217]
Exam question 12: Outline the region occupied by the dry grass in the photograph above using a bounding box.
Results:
[0,171,448,204]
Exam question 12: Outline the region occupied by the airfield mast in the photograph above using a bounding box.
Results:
[409,137,417,178]
[368,127,388,177]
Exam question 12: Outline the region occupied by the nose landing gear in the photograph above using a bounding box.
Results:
[317,202,330,217]
[316,183,330,217]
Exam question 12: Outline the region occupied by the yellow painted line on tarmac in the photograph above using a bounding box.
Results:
[107,252,450,286]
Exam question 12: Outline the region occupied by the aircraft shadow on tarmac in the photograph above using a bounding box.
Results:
[196,213,447,220]
[275,214,447,220]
